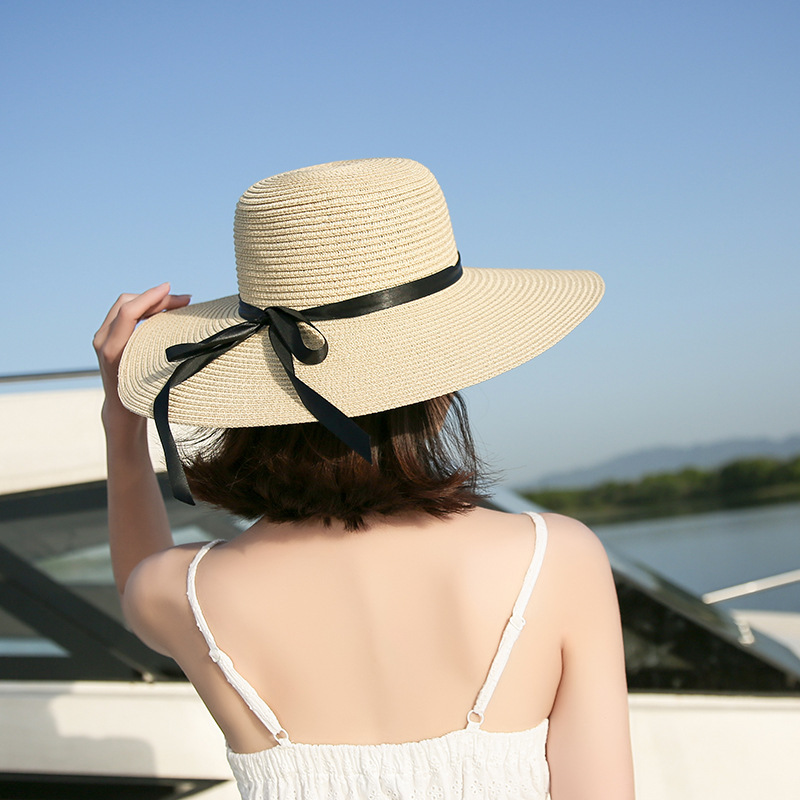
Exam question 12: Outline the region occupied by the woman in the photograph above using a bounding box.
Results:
[94,158,634,799]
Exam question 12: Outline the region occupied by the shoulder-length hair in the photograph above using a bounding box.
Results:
[182,393,489,530]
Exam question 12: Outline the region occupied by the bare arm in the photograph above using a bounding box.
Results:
[545,515,635,800]
[93,284,191,595]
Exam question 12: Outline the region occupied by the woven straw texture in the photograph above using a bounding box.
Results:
[118,159,604,427]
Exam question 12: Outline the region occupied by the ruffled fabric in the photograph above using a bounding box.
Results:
[226,722,550,800]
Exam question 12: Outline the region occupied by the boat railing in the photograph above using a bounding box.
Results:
[0,369,100,384]
[702,568,800,604]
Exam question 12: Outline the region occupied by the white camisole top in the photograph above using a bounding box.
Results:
[187,511,551,800]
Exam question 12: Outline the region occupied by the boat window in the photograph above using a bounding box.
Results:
[0,479,240,681]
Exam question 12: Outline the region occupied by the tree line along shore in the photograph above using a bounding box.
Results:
[522,455,800,526]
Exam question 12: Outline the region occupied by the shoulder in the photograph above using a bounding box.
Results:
[537,512,611,568]
[535,512,618,627]
[121,543,209,656]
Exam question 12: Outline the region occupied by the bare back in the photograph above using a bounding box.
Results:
[124,508,618,759]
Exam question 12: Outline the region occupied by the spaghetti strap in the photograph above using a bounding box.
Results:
[187,541,292,746]
[466,511,549,730]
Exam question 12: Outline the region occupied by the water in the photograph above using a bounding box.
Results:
[594,502,800,612]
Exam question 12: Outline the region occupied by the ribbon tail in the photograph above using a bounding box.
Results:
[154,377,195,505]
[268,325,372,463]
[286,372,373,463]
[155,330,259,505]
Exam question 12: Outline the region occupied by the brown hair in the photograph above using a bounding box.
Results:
[182,393,489,530]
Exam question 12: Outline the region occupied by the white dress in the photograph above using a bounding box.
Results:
[187,512,551,800]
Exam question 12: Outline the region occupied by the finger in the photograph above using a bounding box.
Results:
[115,283,175,326]
[95,284,176,355]
[96,284,192,354]
[95,292,147,336]
[102,291,193,360]
[138,292,191,320]
[96,284,171,337]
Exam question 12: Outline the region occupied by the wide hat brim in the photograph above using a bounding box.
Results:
[118,265,604,427]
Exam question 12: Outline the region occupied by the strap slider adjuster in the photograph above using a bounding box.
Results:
[509,614,526,631]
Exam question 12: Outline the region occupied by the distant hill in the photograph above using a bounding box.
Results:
[528,434,800,490]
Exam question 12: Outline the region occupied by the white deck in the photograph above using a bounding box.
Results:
[628,693,800,799]
[0,386,167,494]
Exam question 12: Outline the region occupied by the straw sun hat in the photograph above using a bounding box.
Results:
[118,158,603,498]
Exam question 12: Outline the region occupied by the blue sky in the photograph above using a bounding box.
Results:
[2,1,798,485]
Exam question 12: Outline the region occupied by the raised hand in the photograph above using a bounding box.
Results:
[93,283,190,429]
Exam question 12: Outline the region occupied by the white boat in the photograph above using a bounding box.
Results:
[1,377,799,799]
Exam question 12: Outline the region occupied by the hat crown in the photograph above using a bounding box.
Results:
[234,158,459,308]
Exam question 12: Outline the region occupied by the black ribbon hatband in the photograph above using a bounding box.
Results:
[153,257,463,504]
